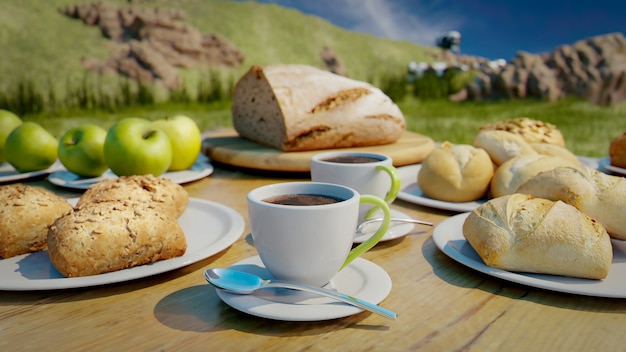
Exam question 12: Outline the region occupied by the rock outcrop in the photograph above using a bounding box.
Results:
[465,32,626,105]
[60,2,245,90]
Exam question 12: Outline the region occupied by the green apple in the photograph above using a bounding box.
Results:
[58,124,108,177]
[104,117,172,176]
[5,122,58,172]
[0,109,23,163]
[153,115,202,171]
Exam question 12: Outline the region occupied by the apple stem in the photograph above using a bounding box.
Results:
[143,130,158,140]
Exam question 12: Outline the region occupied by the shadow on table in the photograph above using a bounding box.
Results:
[422,236,626,313]
[154,284,392,335]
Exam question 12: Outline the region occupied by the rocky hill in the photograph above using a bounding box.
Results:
[462,32,626,105]
[58,1,625,105]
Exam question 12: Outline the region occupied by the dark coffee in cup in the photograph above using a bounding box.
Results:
[322,155,383,164]
[263,193,343,206]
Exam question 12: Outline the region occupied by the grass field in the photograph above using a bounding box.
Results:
[3,0,624,158]
[25,96,625,158]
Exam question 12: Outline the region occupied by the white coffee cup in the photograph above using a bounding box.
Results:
[247,182,390,287]
[310,152,400,221]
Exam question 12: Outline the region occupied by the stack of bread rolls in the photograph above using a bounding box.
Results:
[417,117,623,279]
[0,175,189,277]
[48,175,189,277]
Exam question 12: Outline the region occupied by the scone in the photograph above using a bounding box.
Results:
[479,117,566,147]
[48,200,187,277]
[0,184,73,258]
[463,194,612,279]
[418,142,494,202]
[609,131,626,168]
[76,175,189,218]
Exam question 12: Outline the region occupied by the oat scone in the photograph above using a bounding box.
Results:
[0,184,73,258]
[48,199,187,277]
[76,175,189,218]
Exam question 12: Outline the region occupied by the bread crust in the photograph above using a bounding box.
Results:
[490,154,581,198]
[479,117,565,147]
[232,64,406,151]
[0,184,73,258]
[418,142,494,202]
[48,200,187,277]
[473,129,537,166]
[77,175,188,218]
[516,165,626,240]
[463,194,612,279]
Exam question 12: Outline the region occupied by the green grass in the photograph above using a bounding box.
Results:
[2,0,623,159]
[25,96,623,158]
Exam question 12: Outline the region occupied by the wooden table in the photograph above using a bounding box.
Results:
[2,166,626,351]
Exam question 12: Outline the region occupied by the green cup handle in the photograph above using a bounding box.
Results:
[341,195,391,270]
[364,164,400,220]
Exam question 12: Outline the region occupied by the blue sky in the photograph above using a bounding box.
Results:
[236,0,626,60]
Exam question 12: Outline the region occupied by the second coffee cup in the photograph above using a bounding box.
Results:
[310,152,400,221]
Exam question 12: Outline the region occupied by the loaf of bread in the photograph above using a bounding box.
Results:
[609,131,626,168]
[77,175,188,218]
[0,184,73,258]
[479,117,565,147]
[418,142,494,202]
[463,194,612,279]
[231,64,406,152]
[48,200,187,277]
[490,154,581,198]
[473,130,537,166]
[516,165,626,240]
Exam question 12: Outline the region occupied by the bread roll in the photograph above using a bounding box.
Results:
[473,130,537,165]
[232,64,406,152]
[77,175,188,218]
[609,131,626,168]
[479,117,565,147]
[48,200,187,277]
[0,184,73,258]
[516,165,626,240]
[463,194,612,279]
[529,142,581,165]
[418,142,494,202]
[490,154,581,198]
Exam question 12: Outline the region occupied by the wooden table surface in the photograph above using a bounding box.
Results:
[2,163,626,351]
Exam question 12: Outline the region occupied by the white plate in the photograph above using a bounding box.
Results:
[0,160,63,183]
[47,154,214,190]
[433,212,626,298]
[396,164,486,212]
[0,197,244,291]
[215,256,392,321]
[598,157,626,176]
[354,209,416,243]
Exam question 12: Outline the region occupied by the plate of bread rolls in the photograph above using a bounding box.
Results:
[398,118,604,212]
[434,203,625,298]
[0,177,244,290]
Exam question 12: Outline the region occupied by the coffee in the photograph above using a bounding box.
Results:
[322,155,383,164]
[263,193,343,206]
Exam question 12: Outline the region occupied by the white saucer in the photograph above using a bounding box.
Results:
[354,209,416,243]
[214,256,392,321]
[47,154,214,190]
[598,157,626,176]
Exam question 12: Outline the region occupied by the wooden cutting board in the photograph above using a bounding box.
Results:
[202,129,435,173]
